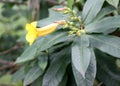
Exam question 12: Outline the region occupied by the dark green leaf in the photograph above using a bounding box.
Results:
[82,0,105,24]
[24,65,43,86]
[42,46,70,86]
[15,45,37,63]
[95,49,120,86]
[86,16,120,33]
[72,35,91,77]
[38,52,48,71]
[11,67,25,82]
[88,35,120,58]
[72,48,96,86]
[31,76,43,86]
[106,0,119,8]
[94,6,115,21]
[58,74,67,86]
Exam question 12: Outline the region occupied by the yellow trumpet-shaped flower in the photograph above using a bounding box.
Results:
[25,21,65,45]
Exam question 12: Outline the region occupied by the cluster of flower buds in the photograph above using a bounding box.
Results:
[53,7,86,36]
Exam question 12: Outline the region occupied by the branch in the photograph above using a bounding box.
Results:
[0,59,14,65]
[0,43,23,56]
[0,0,26,5]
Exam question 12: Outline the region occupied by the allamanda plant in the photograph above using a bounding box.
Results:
[12,0,120,86]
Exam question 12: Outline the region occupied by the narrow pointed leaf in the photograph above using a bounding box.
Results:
[94,6,115,21]
[11,67,25,82]
[72,35,91,77]
[15,45,37,63]
[72,48,96,86]
[88,35,120,58]
[82,0,105,24]
[42,46,70,86]
[86,16,120,33]
[24,66,43,86]
[38,52,48,71]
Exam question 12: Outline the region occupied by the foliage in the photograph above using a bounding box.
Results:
[1,0,120,86]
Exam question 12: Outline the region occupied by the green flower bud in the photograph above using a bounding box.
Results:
[71,27,78,31]
[80,30,86,34]
[76,30,81,36]
[64,10,69,14]
[69,31,74,35]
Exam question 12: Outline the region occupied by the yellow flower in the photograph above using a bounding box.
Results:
[25,21,63,45]
[25,21,38,45]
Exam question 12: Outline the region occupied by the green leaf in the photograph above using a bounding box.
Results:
[24,65,43,86]
[15,45,37,63]
[37,6,69,27]
[72,35,91,77]
[88,35,120,58]
[37,52,48,71]
[11,67,25,82]
[31,76,43,86]
[82,0,105,24]
[36,30,71,52]
[67,0,74,9]
[42,46,70,86]
[95,49,120,86]
[106,0,119,8]
[72,48,96,86]
[86,16,120,33]
[94,6,115,21]
[58,74,67,86]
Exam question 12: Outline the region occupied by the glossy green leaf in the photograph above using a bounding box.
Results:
[94,6,115,21]
[72,48,96,86]
[11,67,25,82]
[106,0,119,8]
[95,50,120,86]
[58,74,67,86]
[37,52,48,71]
[86,16,120,33]
[67,0,74,9]
[88,35,120,58]
[24,65,43,86]
[42,46,70,86]
[72,35,91,77]
[31,76,43,86]
[15,45,37,63]
[82,0,105,24]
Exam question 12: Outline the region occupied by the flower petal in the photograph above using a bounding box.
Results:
[31,21,37,28]
[37,23,58,36]
[26,32,37,45]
